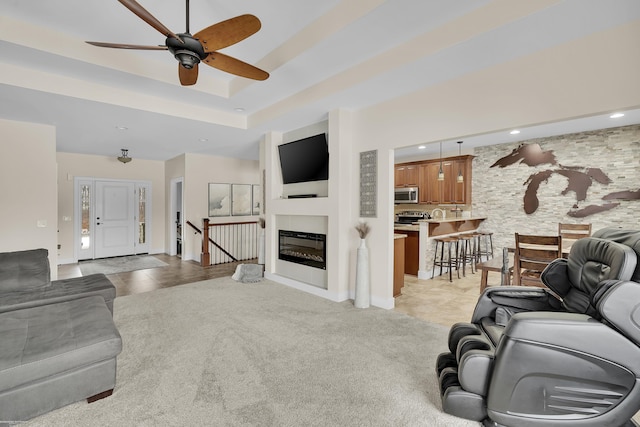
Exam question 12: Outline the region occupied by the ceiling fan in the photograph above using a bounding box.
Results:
[86,0,269,86]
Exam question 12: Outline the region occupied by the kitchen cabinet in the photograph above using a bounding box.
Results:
[404,230,420,275]
[450,159,470,204]
[394,234,406,296]
[394,165,418,187]
[417,156,472,204]
[419,162,442,203]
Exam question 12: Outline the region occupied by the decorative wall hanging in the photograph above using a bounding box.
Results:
[231,184,252,216]
[491,143,639,217]
[359,150,377,218]
[208,183,231,217]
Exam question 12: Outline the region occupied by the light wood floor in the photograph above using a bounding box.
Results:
[58,254,491,327]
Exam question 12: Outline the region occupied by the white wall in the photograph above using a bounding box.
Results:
[0,119,58,276]
[181,153,260,262]
[165,154,186,254]
[56,152,166,263]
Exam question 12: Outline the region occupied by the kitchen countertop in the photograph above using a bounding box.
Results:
[394,217,486,232]
[417,216,487,223]
[393,225,419,232]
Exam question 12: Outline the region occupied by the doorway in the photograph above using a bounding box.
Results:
[170,177,183,257]
[75,178,152,261]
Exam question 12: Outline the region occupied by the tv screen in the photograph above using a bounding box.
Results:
[278,133,329,184]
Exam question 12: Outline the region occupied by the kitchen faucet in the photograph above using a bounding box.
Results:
[431,208,445,219]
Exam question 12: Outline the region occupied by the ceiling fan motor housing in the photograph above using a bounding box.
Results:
[166,34,207,69]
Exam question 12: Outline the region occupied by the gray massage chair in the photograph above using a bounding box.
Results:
[436,228,640,427]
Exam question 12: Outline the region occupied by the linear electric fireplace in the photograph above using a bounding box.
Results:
[278,230,326,270]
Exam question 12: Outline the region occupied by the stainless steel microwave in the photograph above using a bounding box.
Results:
[394,187,418,204]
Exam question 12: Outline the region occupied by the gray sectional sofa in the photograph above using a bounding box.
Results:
[0,248,122,422]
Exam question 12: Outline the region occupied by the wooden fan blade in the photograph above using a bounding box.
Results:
[202,51,268,80]
[194,14,261,52]
[118,0,182,42]
[86,41,168,50]
[178,63,198,86]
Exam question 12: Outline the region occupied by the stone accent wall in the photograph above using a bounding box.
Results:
[472,124,640,253]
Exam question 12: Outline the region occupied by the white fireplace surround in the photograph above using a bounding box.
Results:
[273,215,328,290]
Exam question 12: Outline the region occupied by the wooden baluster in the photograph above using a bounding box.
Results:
[201,218,211,266]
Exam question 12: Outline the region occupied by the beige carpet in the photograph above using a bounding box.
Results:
[26,277,479,427]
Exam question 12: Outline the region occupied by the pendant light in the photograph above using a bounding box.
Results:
[456,141,464,183]
[437,142,444,181]
[117,148,132,164]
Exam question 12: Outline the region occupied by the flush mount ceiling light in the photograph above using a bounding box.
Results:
[456,141,464,183]
[510,129,520,135]
[117,148,132,164]
[234,107,245,112]
[610,113,625,119]
[115,125,128,131]
[437,142,444,181]
[418,145,426,149]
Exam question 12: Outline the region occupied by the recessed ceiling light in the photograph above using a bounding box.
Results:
[418,145,426,149]
[610,113,625,119]
[115,126,128,131]
[234,107,245,112]
[199,138,208,142]
[510,130,520,135]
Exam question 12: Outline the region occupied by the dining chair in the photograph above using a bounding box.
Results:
[558,222,592,241]
[513,233,562,287]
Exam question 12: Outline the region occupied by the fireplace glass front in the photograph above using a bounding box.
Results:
[278,230,326,270]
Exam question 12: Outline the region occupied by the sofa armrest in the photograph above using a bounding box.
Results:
[0,249,50,291]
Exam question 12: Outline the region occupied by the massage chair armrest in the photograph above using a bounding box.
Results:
[501,311,640,372]
[594,279,640,347]
[487,311,640,425]
[470,286,561,324]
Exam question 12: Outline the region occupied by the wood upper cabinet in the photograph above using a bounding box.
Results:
[394,165,418,187]
[416,156,473,204]
[419,162,442,203]
[450,159,470,204]
[397,155,473,204]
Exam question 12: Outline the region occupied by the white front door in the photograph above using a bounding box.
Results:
[95,181,136,258]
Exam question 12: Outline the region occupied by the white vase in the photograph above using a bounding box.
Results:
[258,230,265,265]
[354,238,370,308]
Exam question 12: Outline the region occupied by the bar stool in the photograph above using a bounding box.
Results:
[464,231,482,266]
[432,237,460,282]
[457,234,475,276]
[478,231,494,261]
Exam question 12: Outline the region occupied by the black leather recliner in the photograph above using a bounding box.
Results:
[436,230,640,427]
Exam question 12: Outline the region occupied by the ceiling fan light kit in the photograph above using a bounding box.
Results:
[86,0,269,86]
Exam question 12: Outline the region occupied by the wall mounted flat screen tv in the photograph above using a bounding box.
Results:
[278,133,329,184]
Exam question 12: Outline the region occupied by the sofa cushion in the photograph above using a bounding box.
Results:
[0,296,122,392]
[0,273,116,315]
[0,249,50,292]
